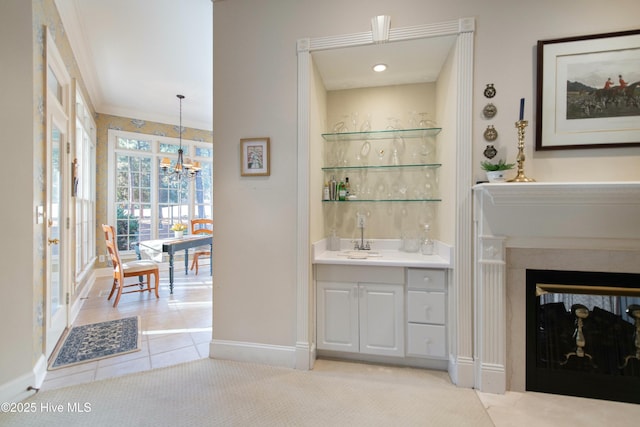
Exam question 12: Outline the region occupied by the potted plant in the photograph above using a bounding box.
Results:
[481,159,515,183]
[170,223,187,238]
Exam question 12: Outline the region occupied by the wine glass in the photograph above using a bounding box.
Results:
[358,140,371,165]
[418,112,437,128]
[386,117,403,130]
[360,113,372,132]
[350,112,359,132]
[407,111,419,128]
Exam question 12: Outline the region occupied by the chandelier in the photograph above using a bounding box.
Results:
[160,94,201,180]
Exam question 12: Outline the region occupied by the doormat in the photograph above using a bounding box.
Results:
[48,316,141,370]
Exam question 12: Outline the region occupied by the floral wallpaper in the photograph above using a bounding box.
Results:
[31,0,212,364]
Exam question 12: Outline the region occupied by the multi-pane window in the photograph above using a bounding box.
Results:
[108,129,213,253]
[194,147,213,219]
[74,90,96,282]
[115,151,152,250]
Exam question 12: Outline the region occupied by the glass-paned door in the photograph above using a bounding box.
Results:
[45,28,70,357]
[46,113,69,357]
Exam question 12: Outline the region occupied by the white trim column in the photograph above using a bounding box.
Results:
[449,18,476,388]
[475,234,507,393]
[295,38,313,370]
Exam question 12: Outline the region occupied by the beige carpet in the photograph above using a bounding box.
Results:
[1,358,493,426]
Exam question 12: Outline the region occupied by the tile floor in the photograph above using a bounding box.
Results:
[42,270,213,391]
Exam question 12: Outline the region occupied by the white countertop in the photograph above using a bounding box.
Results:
[312,239,453,268]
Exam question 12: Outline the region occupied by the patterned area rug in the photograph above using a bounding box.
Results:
[48,316,141,370]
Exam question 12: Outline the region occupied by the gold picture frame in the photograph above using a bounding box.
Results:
[240,137,270,176]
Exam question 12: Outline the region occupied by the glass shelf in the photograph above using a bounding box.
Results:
[322,163,442,172]
[321,127,441,142]
[322,198,442,203]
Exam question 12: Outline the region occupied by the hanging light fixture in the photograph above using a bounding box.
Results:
[160,94,201,180]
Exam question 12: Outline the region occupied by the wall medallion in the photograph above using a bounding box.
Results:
[483,125,498,142]
[482,103,497,119]
[483,83,496,99]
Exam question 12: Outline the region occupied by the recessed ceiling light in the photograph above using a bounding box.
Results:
[373,64,387,72]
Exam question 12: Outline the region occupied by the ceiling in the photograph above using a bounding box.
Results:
[312,35,457,91]
[54,1,454,131]
[55,0,213,131]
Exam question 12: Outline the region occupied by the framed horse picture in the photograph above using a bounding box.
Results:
[536,29,640,150]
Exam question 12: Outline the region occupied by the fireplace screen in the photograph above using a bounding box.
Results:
[526,269,640,404]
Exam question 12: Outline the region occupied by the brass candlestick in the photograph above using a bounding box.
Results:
[508,120,535,182]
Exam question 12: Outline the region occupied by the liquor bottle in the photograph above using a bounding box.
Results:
[338,180,346,201]
[345,177,351,198]
[323,182,330,200]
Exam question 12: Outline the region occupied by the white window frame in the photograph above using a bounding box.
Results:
[73,88,96,283]
[107,129,213,255]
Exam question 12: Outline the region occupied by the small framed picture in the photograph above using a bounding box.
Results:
[240,137,270,176]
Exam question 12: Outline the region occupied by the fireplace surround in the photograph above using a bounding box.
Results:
[472,182,640,397]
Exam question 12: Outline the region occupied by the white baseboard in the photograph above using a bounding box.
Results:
[33,355,47,390]
[209,339,296,369]
[70,270,96,321]
[295,341,314,370]
[93,266,113,278]
[449,354,475,388]
[476,362,506,394]
[0,355,46,403]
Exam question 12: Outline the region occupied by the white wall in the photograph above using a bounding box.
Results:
[0,0,37,399]
[212,0,640,361]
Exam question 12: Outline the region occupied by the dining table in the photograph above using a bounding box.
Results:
[138,234,212,293]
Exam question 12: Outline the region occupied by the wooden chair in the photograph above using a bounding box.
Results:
[190,219,213,275]
[102,224,159,307]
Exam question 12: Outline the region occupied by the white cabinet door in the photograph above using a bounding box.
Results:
[317,281,358,352]
[317,281,404,357]
[359,283,404,357]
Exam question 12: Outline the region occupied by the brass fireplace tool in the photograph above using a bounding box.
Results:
[620,304,640,369]
[508,120,535,183]
[560,304,596,367]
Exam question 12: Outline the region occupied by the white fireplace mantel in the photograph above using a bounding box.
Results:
[472,182,640,394]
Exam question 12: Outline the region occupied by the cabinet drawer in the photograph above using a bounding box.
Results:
[407,268,445,290]
[407,323,446,358]
[407,290,445,324]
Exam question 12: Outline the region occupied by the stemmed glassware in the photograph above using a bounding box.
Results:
[350,112,359,132]
[386,117,403,130]
[360,113,371,133]
[418,112,437,128]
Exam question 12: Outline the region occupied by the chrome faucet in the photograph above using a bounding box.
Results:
[353,237,371,251]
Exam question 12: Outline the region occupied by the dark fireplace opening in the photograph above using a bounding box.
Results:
[526,269,640,404]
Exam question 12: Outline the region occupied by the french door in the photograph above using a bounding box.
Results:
[45,29,71,357]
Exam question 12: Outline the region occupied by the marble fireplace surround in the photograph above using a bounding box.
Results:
[472,182,640,394]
